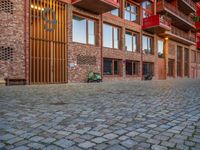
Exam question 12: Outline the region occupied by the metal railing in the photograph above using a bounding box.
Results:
[171,26,196,42]
[157,0,194,26]
[182,0,196,10]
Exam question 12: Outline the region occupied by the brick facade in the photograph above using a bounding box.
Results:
[0,0,200,84]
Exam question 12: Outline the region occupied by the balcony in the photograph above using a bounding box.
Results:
[178,0,196,14]
[142,15,171,34]
[72,0,120,14]
[157,0,195,30]
[160,26,196,45]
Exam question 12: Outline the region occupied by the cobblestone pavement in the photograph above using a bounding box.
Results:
[0,79,200,150]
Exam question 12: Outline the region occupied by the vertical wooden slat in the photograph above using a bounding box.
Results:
[30,0,66,84]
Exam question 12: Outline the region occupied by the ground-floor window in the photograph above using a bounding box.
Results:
[184,48,189,77]
[103,58,121,76]
[177,46,183,77]
[143,63,154,75]
[168,59,174,77]
[126,61,140,76]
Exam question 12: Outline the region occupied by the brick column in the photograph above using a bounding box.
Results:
[164,38,169,79]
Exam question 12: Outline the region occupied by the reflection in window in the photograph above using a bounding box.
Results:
[142,35,153,54]
[125,1,139,23]
[142,1,152,18]
[111,9,120,16]
[103,58,121,75]
[72,15,95,45]
[103,24,119,49]
[126,61,140,75]
[125,31,138,52]
[158,40,164,58]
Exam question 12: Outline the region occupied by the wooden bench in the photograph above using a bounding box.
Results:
[4,78,26,86]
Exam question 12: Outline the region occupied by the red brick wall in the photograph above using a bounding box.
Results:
[0,0,27,81]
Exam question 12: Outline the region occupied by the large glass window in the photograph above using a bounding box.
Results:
[73,15,95,45]
[158,40,164,58]
[103,24,119,49]
[126,61,140,76]
[142,35,153,54]
[125,1,139,23]
[142,1,152,18]
[143,63,154,75]
[125,31,138,52]
[103,58,121,75]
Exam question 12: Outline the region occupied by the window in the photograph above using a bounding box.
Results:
[143,63,154,75]
[110,8,120,16]
[103,58,121,75]
[142,35,153,54]
[168,59,174,77]
[191,50,196,63]
[103,24,119,49]
[73,15,95,45]
[158,40,164,58]
[184,48,189,77]
[124,1,139,23]
[125,31,139,52]
[142,1,153,18]
[126,61,140,76]
[177,46,182,77]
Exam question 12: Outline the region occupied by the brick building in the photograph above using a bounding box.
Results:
[0,0,200,84]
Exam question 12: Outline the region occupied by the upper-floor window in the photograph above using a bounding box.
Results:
[142,35,153,54]
[103,24,119,49]
[142,1,153,18]
[125,31,139,52]
[124,1,139,23]
[158,40,164,58]
[110,8,120,17]
[72,15,95,45]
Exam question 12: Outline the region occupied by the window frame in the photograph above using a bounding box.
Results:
[124,0,140,24]
[142,35,154,55]
[72,14,96,45]
[158,39,164,58]
[142,1,153,18]
[125,60,140,76]
[103,58,122,76]
[103,23,120,49]
[125,30,139,53]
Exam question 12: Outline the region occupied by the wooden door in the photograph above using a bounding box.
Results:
[158,58,166,80]
[30,0,67,84]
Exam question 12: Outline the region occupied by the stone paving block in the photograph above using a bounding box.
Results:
[121,139,138,148]
[27,142,45,149]
[6,137,23,144]
[42,137,56,143]
[151,145,168,150]
[29,136,44,142]
[0,143,5,149]
[78,141,96,148]
[103,133,118,139]
[146,139,160,145]
[126,131,139,137]
[54,139,74,148]
[105,144,127,150]
[0,133,15,141]
[161,141,176,148]
[43,145,63,150]
[12,146,30,150]
[91,137,107,143]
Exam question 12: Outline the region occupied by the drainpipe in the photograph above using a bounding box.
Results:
[24,0,27,84]
[101,14,103,80]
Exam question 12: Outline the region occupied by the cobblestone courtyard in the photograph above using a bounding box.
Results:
[0,79,200,150]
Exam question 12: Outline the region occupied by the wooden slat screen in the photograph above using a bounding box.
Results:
[30,0,67,84]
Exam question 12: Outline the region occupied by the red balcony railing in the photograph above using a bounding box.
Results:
[181,0,196,11]
[171,26,196,43]
[157,0,195,27]
[142,15,171,33]
[72,0,119,14]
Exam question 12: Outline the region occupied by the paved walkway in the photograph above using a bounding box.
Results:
[0,79,200,150]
